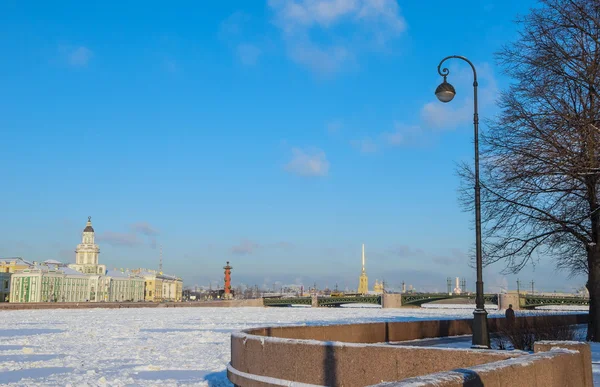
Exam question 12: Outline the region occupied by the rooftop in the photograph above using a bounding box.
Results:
[0,257,33,266]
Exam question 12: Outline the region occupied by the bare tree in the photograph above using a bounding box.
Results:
[458,0,600,340]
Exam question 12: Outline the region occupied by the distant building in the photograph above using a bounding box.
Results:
[10,263,107,303]
[131,269,183,302]
[0,257,33,273]
[0,272,10,302]
[68,217,106,275]
[0,257,35,302]
[105,270,145,302]
[9,217,147,303]
[373,280,384,294]
[358,244,369,294]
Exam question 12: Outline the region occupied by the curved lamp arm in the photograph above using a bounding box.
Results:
[437,55,478,84]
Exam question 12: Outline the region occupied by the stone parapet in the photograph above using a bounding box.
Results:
[376,344,591,387]
[229,314,590,387]
[535,340,593,387]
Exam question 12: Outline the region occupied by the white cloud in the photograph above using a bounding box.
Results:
[351,137,378,153]
[220,12,265,66]
[268,0,406,74]
[268,0,405,31]
[285,147,330,177]
[63,46,93,67]
[231,239,261,255]
[237,43,262,65]
[231,239,294,255]
[96,222,159,248]
[130,222,159,237]
[350,123,422,154]
[96,231,139,247]
[289,43,351,74]
[220,11,250,37]
[381,123,412,146]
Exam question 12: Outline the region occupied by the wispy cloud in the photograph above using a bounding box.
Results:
[351,137,378,153]
[96,231,139,247]
[59,45,93,67]
[220,11,250,37]
[237,43,262,65]
[268,0,407,74]
[285,147,330,177]
[270,241,295,249]
[350,123,422,154]
[289,43,352,74]
[231,239,294,255]
[130,222,159,237]
[431,249,467,266]
[220,12,264,66]
[231,239,261,255]
[96,222,160,248]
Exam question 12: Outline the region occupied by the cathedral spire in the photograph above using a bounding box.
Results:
[362,243,365,272]
[358,244,369,294]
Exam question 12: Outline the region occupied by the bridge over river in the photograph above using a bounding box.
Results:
[263,293,589,309]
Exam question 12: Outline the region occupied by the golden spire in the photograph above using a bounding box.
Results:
[362,243,365,272]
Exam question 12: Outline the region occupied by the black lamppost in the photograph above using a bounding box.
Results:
[435,55,490,348]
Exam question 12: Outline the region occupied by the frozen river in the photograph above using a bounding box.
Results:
[0,305,591,386]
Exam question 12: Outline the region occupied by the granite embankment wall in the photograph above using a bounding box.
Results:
[0,298,263,310]
[228,313,592,387]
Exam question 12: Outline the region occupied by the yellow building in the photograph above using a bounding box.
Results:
[131,269,183,302]
[358,244,369,294]
[0,257,33,273]
[373,280,384,294]
[0,258,33,302]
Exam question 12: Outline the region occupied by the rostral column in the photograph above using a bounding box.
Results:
[224,261,233,299]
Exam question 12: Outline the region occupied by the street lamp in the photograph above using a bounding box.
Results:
[435,55,490,348]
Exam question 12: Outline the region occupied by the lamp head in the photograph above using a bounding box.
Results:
[435,77,456,103]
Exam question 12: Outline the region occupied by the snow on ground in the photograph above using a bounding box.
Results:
[422,303,498,310]
[0,306,588,386]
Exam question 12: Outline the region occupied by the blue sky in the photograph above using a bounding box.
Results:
[0,0,586,293]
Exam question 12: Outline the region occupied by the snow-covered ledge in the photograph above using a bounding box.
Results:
[228,315,589,387]
[374,344,592,387]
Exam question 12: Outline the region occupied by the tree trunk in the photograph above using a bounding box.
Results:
[588,250,600,341]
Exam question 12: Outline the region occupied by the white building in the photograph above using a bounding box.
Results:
[69,217,106,275]
[10,263,105,303]
[9,218,144,303]
[106,270,144,302]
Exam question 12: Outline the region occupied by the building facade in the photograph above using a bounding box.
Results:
[0,272,10,302]
[69,217,106,275]
[131,269,183,302]
[9,218,148,303]
[0,257,35,302]
[0,257,33,273]
[10,264,102,303]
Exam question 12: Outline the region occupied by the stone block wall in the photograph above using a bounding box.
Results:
[377,342,592,387]
[229,314,591,387]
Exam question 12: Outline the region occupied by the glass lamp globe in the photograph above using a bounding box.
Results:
[435,81,456,103]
